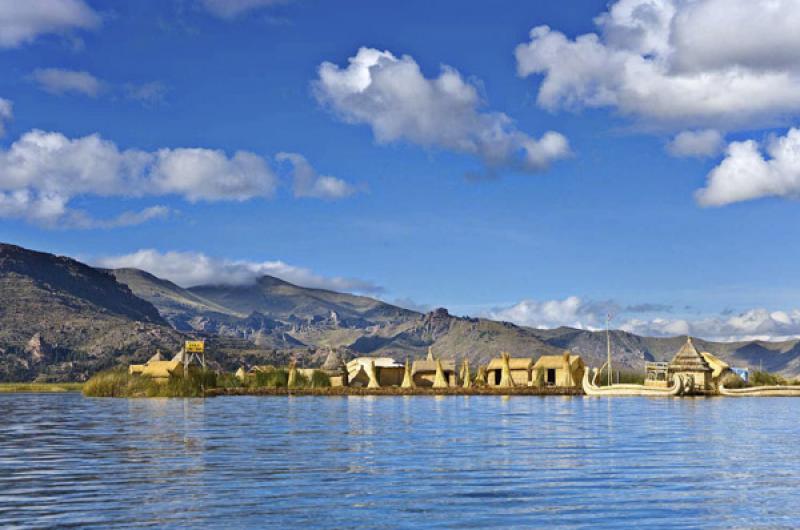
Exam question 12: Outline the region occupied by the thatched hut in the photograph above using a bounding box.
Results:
[129,349,188,380]
[533,352,585,388]
[140,360,184,381]
[128,350,166,375]
[346,357,405,387]
[411,358,457,387]
[486,354,533,386]
[669,337,713,393]
[235,367,247,381]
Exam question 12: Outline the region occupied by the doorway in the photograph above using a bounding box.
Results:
[546,368,556,385]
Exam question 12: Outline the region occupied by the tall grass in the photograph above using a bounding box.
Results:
[83,368,216,398]
[309,370,330,388]
[0,382,84,393]
[83,365,332,397]
[750,370,790,386]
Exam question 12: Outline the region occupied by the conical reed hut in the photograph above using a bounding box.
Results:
[462,358,472,388]
[499,352,514,387]
[433,358,449,388]
[367,359,381,388]
[401,358,415,388]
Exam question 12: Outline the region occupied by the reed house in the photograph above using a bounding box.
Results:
[411,358,457,387]
[346,357,405,387]
[486,356,533,386]
[668,338,713,393]
[532,353,585,388]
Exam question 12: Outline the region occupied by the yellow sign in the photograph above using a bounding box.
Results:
[185,340,205,353]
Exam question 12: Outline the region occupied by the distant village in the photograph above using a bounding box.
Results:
[127,336,770,397]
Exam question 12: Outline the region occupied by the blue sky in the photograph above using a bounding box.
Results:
[3,0,800,340]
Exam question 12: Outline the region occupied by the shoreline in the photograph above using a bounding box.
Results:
[207,386,584,397]
[0,383,84,393]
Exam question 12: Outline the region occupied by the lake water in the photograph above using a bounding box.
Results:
[1,394,799,529]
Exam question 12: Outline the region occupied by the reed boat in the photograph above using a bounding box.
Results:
[582,366,684,397]
[718,383,800,397]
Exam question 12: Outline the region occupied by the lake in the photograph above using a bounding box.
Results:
[1,393,798,528]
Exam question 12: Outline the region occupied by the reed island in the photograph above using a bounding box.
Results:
[81,338,800,398]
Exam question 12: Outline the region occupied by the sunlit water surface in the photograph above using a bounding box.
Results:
[1,394,799,528]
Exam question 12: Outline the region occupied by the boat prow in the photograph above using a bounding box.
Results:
[583,368,683,397]
[719,383,800,397]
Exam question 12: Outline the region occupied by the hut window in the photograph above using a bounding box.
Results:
[546,369,556,385]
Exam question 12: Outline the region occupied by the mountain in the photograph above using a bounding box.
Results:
[5,240,800,382]
[111,264,800,377]
[0,243,183,382]
[189,275,416,324]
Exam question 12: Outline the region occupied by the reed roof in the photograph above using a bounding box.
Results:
[487,357,533,371]
[534,354,583,370]
[669,338,712,372]
[412,359,455,374]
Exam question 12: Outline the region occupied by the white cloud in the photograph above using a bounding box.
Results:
[0,190,170,229]
[488,296,604,330]
[515,0,800,130]
[314,47,570,174]
[31,68,104,97]
[124,81,167,106]
[621,309,800,342]
[0,129,277,227]
[0,0,100,48]
[666,129,723,158]
[0,97,12,136]
[276,152,355,199]
[488,294,800,341]
[696,128,800,206]
[199,0,287,19]
[96,249,384,294]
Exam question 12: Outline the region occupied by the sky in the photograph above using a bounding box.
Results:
[2,0,800,341]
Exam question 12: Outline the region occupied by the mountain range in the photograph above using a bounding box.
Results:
[3,241,800,382]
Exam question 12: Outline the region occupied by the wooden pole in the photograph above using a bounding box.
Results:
[606,314,612,387]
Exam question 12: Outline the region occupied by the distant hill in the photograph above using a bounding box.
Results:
[188,275,417,324]
[4,241,800,381]
[0,243,183,381]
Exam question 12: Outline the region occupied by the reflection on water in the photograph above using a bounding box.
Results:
[1,394,799,528]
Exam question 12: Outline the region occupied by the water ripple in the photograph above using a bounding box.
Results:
[1,394,799,528]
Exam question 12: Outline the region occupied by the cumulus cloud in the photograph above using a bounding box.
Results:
[276,152,355,199]
[31,68,104,97]
[199,0,287,19]
[0,129,277,227]
[666,129,723,158]
[96,249,384,294]
[488,295,800,341]
[0,0,100,48]
[0,97,12,136]
[515,0,800,130]
[696,128,800,206]
[621,309,800,342]
[488,296,607,330]
[314,47,570,175]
